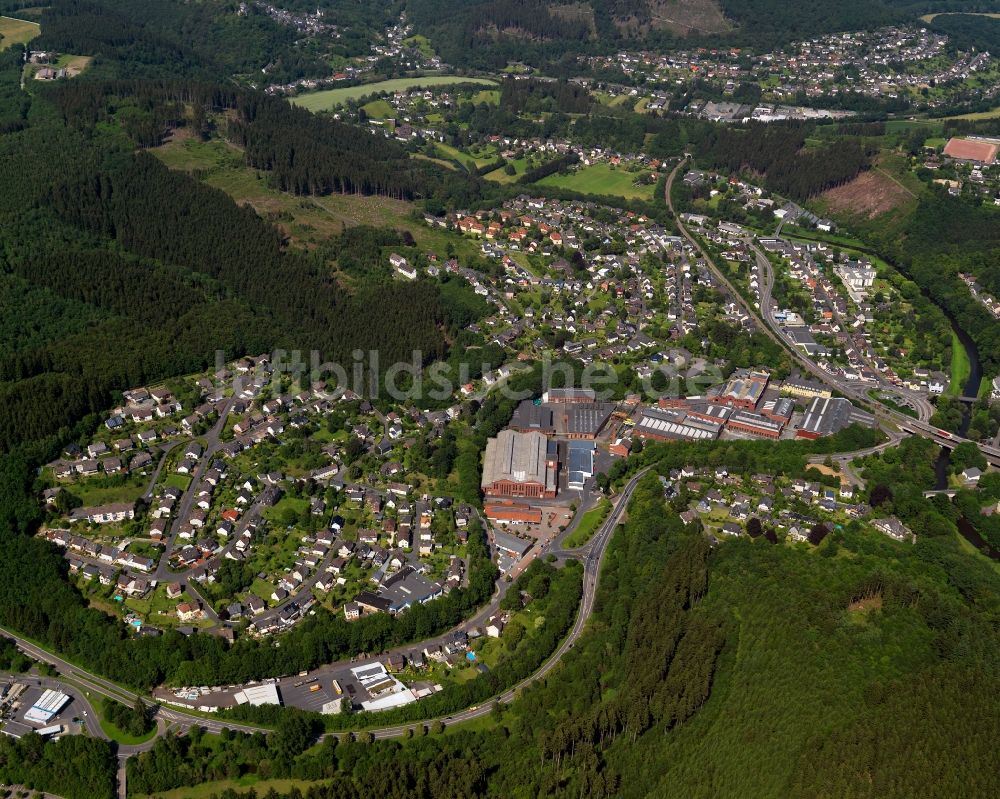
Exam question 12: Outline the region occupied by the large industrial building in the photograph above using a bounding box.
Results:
[508,400,615,440]
[714,370,770,411]
[635,407,723,442]
[566,441,596,490]
[234,683,281,706]
[481,429,558,498]
[485,501,543,524]
[542,388,597,404]
[780,378,832,400]
[725,410,784,440]
[796,397,875,439]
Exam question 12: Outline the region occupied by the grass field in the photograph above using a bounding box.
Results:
[292,76,497,112]
[485,157,531,183]
[413,152,457,170]
[471,89,500,105]
[73,475,149,507]
[432,141,500,171]
[941,106,1000,121]
[137,778,321,799]
[564,499,611,548]
[947,330,971,396]
[361,98,394,118]
[163,473,191,492]
[97,707,158,746]
[402,33,435,58]
[536,162,655,200]
[0,15,39,49]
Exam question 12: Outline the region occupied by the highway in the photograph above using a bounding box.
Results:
[664,159,1000,468]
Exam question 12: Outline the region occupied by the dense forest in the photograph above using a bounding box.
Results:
[500,77,594,115]
[692,122,875,200]
[36,0,344,82]
[928,9,1000,54]
[0,3,999,797]
[0,70,496,452]
[0,734,115,799]
[406,0,994,70]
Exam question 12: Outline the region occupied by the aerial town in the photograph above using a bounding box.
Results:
[2,3,1000,797]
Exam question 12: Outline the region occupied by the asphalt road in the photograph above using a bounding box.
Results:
[748,241,934,421]
[158,391,240,577]
[1,467,650,752]
[664,159,1000,467]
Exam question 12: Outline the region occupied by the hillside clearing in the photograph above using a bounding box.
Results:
[819,165,915,220]
[148,134,484,262]
[628,0,732,36]
[920,11,1000,23]
[0,15,39,49]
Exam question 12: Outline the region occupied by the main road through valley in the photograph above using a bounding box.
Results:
[664,159,1000,468]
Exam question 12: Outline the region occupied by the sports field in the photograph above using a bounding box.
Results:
[292,76,497,112]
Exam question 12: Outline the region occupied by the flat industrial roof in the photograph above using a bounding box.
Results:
[492,530,533,558]
[800,397,874,436]
[637,408,721,440]
[566,442,595,476]
[234,683,281,706]
[23,689,70,725]
[481,430,548,487]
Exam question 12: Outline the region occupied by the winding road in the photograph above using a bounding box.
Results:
[0,465,649,775]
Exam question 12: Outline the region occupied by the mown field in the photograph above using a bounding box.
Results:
[138,777,318,799]
[292,76,497,112]
[0,15,39,49]
[536,162,656,200]
[946,330,971,396]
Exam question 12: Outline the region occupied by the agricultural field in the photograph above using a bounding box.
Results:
[0,15,38,49]
[292,76,497,112]
[535,162,657,200]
